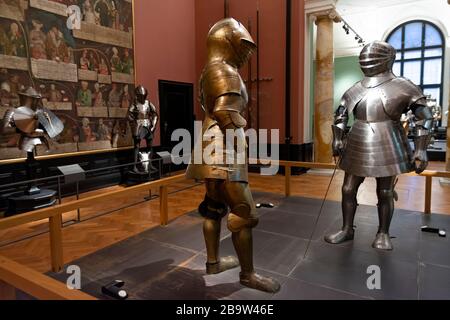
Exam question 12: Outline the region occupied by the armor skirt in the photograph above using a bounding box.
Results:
[339,120,414,177]
[186,117,248,182]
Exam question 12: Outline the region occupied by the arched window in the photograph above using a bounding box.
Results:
[387,20,445,105]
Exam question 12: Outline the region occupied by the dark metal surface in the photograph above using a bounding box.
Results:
[47,193,450,300]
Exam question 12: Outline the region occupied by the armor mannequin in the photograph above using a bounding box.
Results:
[3,87,63,195]
[325,41,434,250]
[186,18,280,293]
[127,85,158,173]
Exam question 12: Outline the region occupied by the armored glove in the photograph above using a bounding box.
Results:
[413,132,431,174]
[331,124,345,157]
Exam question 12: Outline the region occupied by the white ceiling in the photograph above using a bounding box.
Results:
[337,0,428,15]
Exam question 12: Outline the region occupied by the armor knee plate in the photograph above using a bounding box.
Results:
[198,195,229,221]
[227,212,259,233]
[377,189,394,200]
[342,184,358,198]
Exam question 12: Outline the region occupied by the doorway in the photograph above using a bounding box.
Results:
[158,80,194,152]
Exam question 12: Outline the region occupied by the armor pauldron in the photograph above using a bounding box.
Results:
[214,94,245,113]
[202,63,242,110]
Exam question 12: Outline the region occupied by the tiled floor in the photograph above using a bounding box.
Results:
[48,191,450,300]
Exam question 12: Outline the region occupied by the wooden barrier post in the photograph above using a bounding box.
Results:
[285,165,291,197]
[0,255,96,300]
[425,176,432,214]
[0,280,16,300]
[49,214,63,272]
[159,186,168,226]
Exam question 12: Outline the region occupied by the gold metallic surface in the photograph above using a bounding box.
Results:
[186,18,280,293]
[186,18,255,182]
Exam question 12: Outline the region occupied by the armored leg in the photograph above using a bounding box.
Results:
[372,176,396,251]
[145,137,157,172]
[132,137,140,172]
[224,182,280,293]
[25,151,40,195]
[201,179,239,275]
[325,173,365,244]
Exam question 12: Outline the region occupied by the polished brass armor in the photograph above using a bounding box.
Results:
[186,18,280,293]
[326,41,434,250]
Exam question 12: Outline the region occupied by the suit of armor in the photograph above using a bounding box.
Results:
[186,18,280,293]
[127,85,158,173]
[325,41,434,250]
[3,87,63,153]
[3,87,63,194]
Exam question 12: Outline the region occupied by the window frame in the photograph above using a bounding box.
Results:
[386,20,445,108]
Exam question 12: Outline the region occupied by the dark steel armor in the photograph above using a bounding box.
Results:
[326,41,434,250]
[127,85,158,173]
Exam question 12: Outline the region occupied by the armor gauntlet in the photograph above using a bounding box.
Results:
[411,101,434,174]
[332,105,349,157]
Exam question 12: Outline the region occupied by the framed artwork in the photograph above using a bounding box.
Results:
[0,0,135,161]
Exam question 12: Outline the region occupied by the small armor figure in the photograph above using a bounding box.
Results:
[127,85,158,173]
[3,87,63,194]
[325,41,434,250]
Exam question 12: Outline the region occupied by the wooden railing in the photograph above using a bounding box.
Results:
[0,174,185,273]
[0,255,96,300]
[276,160,450,214]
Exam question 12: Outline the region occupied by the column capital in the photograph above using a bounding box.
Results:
[313,9,341,24]
[305,0,337,15]
[305,0,341,23]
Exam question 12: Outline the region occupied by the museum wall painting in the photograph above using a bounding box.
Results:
[0,0,135,161]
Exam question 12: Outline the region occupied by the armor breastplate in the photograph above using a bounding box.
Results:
[344,76,424,123]
[136,102,150,119]
[200,61,247,115]
[354,89,392,122]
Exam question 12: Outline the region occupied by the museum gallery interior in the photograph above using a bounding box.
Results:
[0,0,449,301]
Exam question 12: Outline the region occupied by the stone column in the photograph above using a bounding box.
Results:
[313,10,340,163]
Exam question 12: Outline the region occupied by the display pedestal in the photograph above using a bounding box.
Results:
[4,152,57,216]
[125,169,159,186]
[5,189,57,216]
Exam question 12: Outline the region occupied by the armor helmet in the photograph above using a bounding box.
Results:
[18,87,42,109]
[135,85,148,104]
[207,18,257,69]
[359,41,396,77]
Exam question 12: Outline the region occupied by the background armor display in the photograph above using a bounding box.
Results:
[2,86,63,212]
[186,18,280,293]
[0,0,135,161]
[3,87,63,154]
[127,85,158,174]
[326,41,434,250]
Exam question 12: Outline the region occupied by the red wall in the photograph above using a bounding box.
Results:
[195,0,305,144]
[133,0,196,146]
[134,0,305,146]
